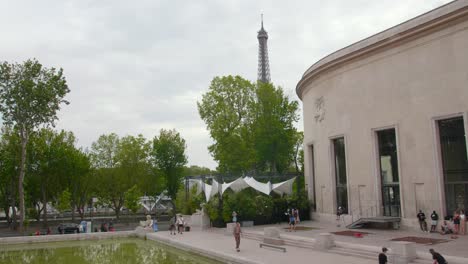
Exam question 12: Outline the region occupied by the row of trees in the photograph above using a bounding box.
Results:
[0,128,190,227]
[198,76,302,175]
[0,59,193,231]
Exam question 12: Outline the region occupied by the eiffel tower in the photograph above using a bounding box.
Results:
[257,14,271,83]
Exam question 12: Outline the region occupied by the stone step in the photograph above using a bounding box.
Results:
[242,231,316,250]
[328,247,378,261]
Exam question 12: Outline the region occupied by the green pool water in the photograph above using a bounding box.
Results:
[0,238,222,264]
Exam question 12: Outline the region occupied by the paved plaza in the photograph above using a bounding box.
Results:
[148,230,377,264]
[147,219,468,264]
[246,220,468,258]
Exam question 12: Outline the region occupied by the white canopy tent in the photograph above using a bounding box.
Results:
[193,176,296,201]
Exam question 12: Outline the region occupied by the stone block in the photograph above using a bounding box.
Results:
[264,227,280,239]
[389,241,416,264]
[263,237,285,245]
[241,221,254,227]
[316,233,335,250]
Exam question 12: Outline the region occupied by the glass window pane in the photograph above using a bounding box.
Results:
[377,128,401,217]
[439,117,468,215]
[377,129,399,183]
[333,137,348,213]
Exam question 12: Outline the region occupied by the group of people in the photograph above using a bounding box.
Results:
[169,214,186,235]
[286,208,300,231]
[379,248,447,264]
[417,209,466,235]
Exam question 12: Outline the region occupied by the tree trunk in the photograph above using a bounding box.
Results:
[18,130,28,233]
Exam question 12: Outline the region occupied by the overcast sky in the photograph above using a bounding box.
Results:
[0,0,452,169]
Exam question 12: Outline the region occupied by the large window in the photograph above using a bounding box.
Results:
[377,129,401,217]
[439,117,468,216]
[333,137,348,214]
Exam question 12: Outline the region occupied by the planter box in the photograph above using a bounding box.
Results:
[241,221,254,227]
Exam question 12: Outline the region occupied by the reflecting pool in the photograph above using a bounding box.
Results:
[0,238,222,264]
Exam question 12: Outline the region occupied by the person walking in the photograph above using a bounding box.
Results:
[378,247,388,264]
[288,209,296,232]
[460,209,466,235]
[294,208,300,225]
[232,211,237,223]
[430,210,439,233]
[417,210,428,232]
[169,215,176,235]
[233,221,242,252]
[177,214,185,234]
[453,210,460,234]
[429,249,447,264]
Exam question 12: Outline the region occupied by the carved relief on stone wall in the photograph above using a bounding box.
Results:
[314,96,325,123]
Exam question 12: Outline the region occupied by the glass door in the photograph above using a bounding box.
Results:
[377,128,401,217]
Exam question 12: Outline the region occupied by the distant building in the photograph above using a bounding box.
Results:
[296,1,468,229]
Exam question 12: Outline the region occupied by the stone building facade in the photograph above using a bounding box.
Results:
[296,1,468,228]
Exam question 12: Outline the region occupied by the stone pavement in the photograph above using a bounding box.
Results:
[246,220,468,259]
[147,230,378,264]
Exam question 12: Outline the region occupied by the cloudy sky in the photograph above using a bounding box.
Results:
[0,0,452,169]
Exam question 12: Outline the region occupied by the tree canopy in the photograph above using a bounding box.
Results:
[198,75,299,175]
[0,59,70,231]
[151,129,188,200]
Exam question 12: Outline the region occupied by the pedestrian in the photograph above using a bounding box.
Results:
[453,210,460,234]
[169,215,176,235]
[429,249,447,264]
[232,211,237,223]
[294,208,300,225]
[417,210,428,232]
[430,210,439,233]
[336,206,343,221]
[233,221,242,252]
[460,209,466,235]
[177,214,185,234]
[440,220,453,235]
[378,247,388,264]
[289,209,296,232]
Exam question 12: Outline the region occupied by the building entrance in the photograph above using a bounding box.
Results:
[439,117,468,216]
[377,128,401,217]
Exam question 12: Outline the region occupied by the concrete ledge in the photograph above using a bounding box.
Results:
[263,237,285,246]
[147,233,262,264]
[0,231,136,246]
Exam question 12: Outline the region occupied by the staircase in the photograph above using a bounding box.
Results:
[242,230,316,249]
[346,204,401,229]
[346,216,401,229]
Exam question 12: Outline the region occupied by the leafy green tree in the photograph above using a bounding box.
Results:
[90,134,124,218]
[90,133,119,169]
[248,82,299,174]
[198,76,300,175]
[198,76,255,174]
[182,165,214,177]
[91,133,153,219]
[124,185,142,214]
[117,135,153,195]
[56,189,71,213]
[151,129,187,200]
[27,129,77,225]
[0,59,70,231]
[175,185,203,215]
[64,147,91,220]
[0,127,21,227]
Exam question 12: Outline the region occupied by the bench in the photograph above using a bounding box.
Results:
[259,243,286,252]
